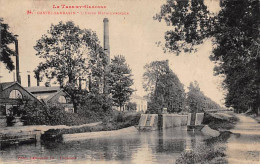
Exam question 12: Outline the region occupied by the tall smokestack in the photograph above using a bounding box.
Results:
[103,18,110,64]
[14,35,21,84]
[0,22,2,57]
[28,74,31,87]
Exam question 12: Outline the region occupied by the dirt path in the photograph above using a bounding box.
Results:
[226,114,260,164]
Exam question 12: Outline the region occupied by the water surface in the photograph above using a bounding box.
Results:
[0,126,206,164]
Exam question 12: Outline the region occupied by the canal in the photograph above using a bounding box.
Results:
[0,126,207,164]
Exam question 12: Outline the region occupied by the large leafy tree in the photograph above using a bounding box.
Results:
[155,0,260,113]
[143,60,185,113]
[107,55,134,112]
[34,21,106,85]
[0,18,16,71]
[34,21,107,112]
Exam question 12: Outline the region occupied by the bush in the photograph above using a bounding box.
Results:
[19,102,96,126]
[176,131,231,164]
[77,92,113,121]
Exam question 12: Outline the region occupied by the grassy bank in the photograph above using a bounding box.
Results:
[41,111,141,142]
[176,112,238,164]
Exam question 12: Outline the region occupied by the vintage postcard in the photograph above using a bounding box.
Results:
[0,0,259,165]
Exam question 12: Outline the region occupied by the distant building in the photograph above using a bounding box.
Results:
[130,94,147,113]
[112,94,147,112]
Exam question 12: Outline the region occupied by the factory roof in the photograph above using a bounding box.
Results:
[0,82,17,91]
[25,86,70,104]
[25,86,60,93]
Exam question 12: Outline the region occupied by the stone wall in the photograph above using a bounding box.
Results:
[187,113,204,126]
[162,114,188,129]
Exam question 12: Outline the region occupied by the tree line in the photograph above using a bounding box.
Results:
[143,60,221,114]
[154,0,259,114]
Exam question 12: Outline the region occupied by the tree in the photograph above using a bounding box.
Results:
[34,21,107,112]
[0,18,16,71]
[34,21,106,86]
[143,60,169,97]
[187,81,221,113]
[155,0,260,113]
[143,60,185,113]
[107,55,134,112]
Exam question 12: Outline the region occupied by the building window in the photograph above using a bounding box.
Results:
[58,96,66,103]
[9,90,23,99]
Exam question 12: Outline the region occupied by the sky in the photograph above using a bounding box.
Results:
[0,0,225,105]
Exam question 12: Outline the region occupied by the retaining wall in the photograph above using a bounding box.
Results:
[162,114,188,128]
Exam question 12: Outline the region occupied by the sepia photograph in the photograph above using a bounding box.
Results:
[0,0,259,165]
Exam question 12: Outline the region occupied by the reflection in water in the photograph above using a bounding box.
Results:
[0,126,206,164]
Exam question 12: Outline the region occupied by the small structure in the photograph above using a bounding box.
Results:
[25,86,74,112]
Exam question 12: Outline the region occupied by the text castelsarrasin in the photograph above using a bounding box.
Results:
[53,4,107,9]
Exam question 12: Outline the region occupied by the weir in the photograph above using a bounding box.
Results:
[137,113,204,131]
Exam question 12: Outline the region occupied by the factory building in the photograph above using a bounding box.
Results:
[0,82,41,118]
[25,86,74,112]
[0,82,74,120]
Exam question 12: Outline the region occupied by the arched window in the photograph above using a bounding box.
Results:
[58,96,66,103]
[9,90,23,99]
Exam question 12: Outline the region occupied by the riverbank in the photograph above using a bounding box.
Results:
[41,112,141,142]
[226,114,260,163]
[63,126,138,142]
[176,112,238,164]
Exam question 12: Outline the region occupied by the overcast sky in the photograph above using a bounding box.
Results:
[0,0,225,105]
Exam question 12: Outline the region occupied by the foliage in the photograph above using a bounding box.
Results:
[0,18,16,71]
[143,60,169,96]
[155,0,260,113]
[34,21,107,85]
[34,21,108,110]
[19,102,96,126]
[77,91,113,119]
[125,102,137,111]
[176,132,231,164]
[143,60,185,113]
[176,112,238,164]
[107,55,134,111]
[187,81,221,113]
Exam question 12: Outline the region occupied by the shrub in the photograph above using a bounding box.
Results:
[19,102,95,126]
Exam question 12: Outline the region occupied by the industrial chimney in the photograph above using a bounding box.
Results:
[14,35,21,84]
[0,22,2,56]
[27,74,31,87]
[103,18,110,64]
[103,18,110,94]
